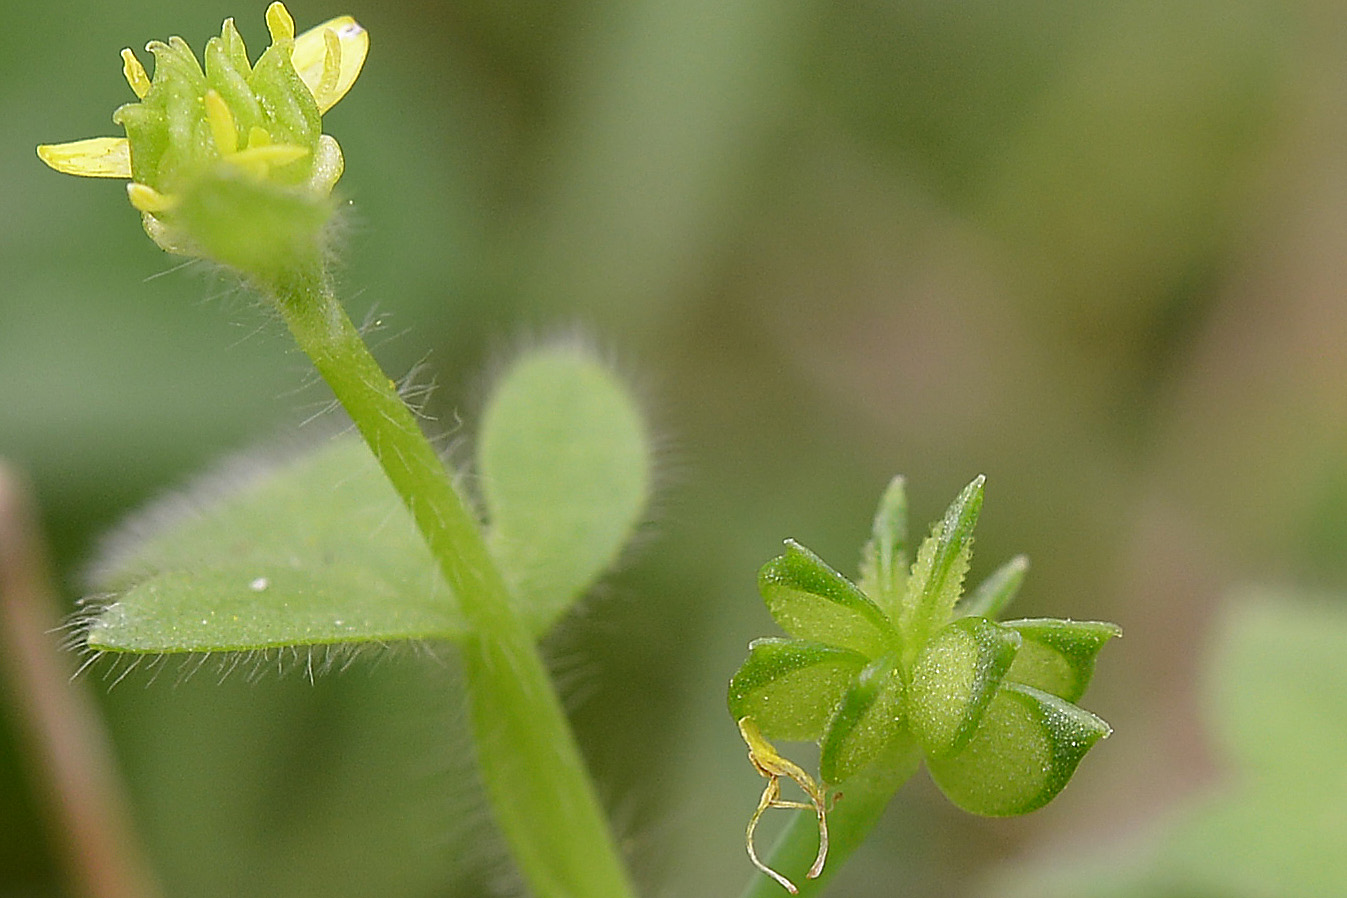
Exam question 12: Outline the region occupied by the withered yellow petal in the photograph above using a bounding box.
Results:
[37,137,132,178]
[291,15,368,113]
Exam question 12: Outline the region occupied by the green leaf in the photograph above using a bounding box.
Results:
[858,475,909,614]
[898,475,984,655]
[955,555,1028,620]
[908,616,1021,758]
[479,344,651,634]
[87,436,464,652]
[727,638,870,742]
[927,682,1111,816]
[1207,594,1347,786]
[85,345,649,654]
[819,654,911,784]
[759,540,895,657]
[1003,618,1122,703]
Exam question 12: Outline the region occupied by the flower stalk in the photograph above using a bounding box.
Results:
[267,257,638,898]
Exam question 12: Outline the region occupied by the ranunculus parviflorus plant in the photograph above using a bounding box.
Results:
[38,7,1118,897]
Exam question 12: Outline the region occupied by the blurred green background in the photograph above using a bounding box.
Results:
[4,0,1347,895]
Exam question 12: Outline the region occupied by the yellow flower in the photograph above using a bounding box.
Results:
[37,3,367,264]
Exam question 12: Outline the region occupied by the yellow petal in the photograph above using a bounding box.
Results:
[37,137,132,178]
[291,15,368,113]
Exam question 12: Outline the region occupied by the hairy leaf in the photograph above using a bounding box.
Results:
[479,344,651,633]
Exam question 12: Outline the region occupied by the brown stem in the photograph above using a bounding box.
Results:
[0,462,162,898]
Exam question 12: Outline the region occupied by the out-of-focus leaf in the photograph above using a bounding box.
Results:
[479,343,651,634]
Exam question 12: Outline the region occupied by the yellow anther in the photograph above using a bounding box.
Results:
[230,144,308,167]
[226,143,308,177]
[266,2,295,43]
[246,126,272,149]
[126,183,176,214]
[121,48,151,98]
[738,718,830,894]
[203,90,238,155]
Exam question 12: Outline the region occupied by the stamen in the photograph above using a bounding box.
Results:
[226,143,308,177]
[266,2,295,43]
[313,27,342,111]
[246,126,273,148]
[121,48,151,98]
[126,183,176,213]
[230,144,308,167]
[203,90,238,155]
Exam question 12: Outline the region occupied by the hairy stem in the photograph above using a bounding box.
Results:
[269,260,636,898]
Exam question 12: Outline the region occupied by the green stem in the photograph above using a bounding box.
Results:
[737,753,920,898]
[269,261,636,898]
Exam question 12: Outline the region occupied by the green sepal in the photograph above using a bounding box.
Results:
[112,99,168,186]
[908,616,1021,759]
[898,475,984,655]
[858,475,909,616]
[759,540,895,657]
[1002,618,1121,703]
[818,653,909,784]
[218,17,252,77]
[926,682,1111,816]
[726,638,870,742]
[247,39,322,179]
[955,555,1028,620]
[479,345,651,636]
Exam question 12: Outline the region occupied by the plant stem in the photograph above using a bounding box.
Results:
[737,753,920,898]
[269,260,637,898]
